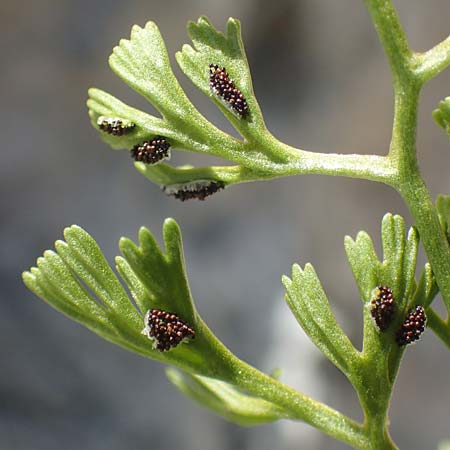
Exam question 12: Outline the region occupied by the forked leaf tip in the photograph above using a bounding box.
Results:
[381,212,394,225]
[291,264,303,280]
[144,21,157,29]
[281,274,292,288]
[36,255,45,266]
[118,236,134,252]
[63,224,84,238]
[137,227,158,252]
[226,18,241,35]
[163,217,180,232]
[186,20,197,32]
[163,219,183,255]
[54,239,68,251]
[344,235,355,245]
[355,230,369,242]
[433,109,446,128]
[130,24,141,34]
[43,249,56,259]
[198,16,213,27]
[407,226,419,240]
[22,271,34,285]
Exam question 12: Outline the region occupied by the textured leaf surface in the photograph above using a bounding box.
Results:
[87,88,170,151]
[413,263,438,309]
[109,22,199,121]
[344,231,380,302]
[23,226,157,357]
[167,369,284,425]
[345,214,418,310]
[437,194,450,242]
[135,161,265,190]
[433,97,450,134]
[23,222,238,376]
[177,17,267,141]
[119,219,195,320]
[88,17,301,195]
[282,264,359,375]
[89,21,253,162]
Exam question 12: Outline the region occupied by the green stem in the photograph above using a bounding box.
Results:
[363,0,412,81]
[365,0,450,314]
[427,308,450,350]
[415,35,450,82]
[189,318,376,449]
[139,151,396,190]
[399,175,450,312]
[227,360,371,449]
[224,3,450,448]
[356,313,400,449]
[269,143,395,183]
[388,84,420,165]
[347,2,450,449]
[196,321,368,448]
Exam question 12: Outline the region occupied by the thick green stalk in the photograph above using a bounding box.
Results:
[363,0,413,81]
[387,83,450,311]
[384,61,450,314]
[415,35,450,82]
[200,317,397,449]
[70,3,450,449]
[398,175,450,311]
[365,0,450,311]
[427,308,450,350]
[255,139,396,183]
[229,361,370,449]
[350,1,450,448]
[219,3,450,448]
[198,321,371,449]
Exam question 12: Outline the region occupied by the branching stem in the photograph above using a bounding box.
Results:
[178,4,450,448]
[363,0,413,82]
[229,361,370,449]
[82,3,450,450]
[415,34,450,82]
[427,308,450,351]
[363,0,450,312]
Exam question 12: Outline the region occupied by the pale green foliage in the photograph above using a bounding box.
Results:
[166,368,285,426]
[345,214,418,310]
[23,221,243,376]
[437,194,450,243]
[23,2,450,449]
[283,264,359,374]
[433,98,450,135]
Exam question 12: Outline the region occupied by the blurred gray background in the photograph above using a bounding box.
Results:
[2,1,450,449]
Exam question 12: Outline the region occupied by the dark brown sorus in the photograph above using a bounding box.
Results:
[131,136,170,164]
[165,180,225,201]
[98,117,135,136]
[371,285,396,331]
[209,64,249,118]
[396,305,426,346]
[143,309,195,352]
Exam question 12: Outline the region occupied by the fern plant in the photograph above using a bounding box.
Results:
[23,1,450,449]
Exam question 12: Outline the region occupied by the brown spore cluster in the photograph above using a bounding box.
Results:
[371,285,396,331]
[209,64,249,118]
[396,305,426,346]
[98,117,135,136]
[165,180,225,201]
[142,309,195,352]
[131,137,170,164]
